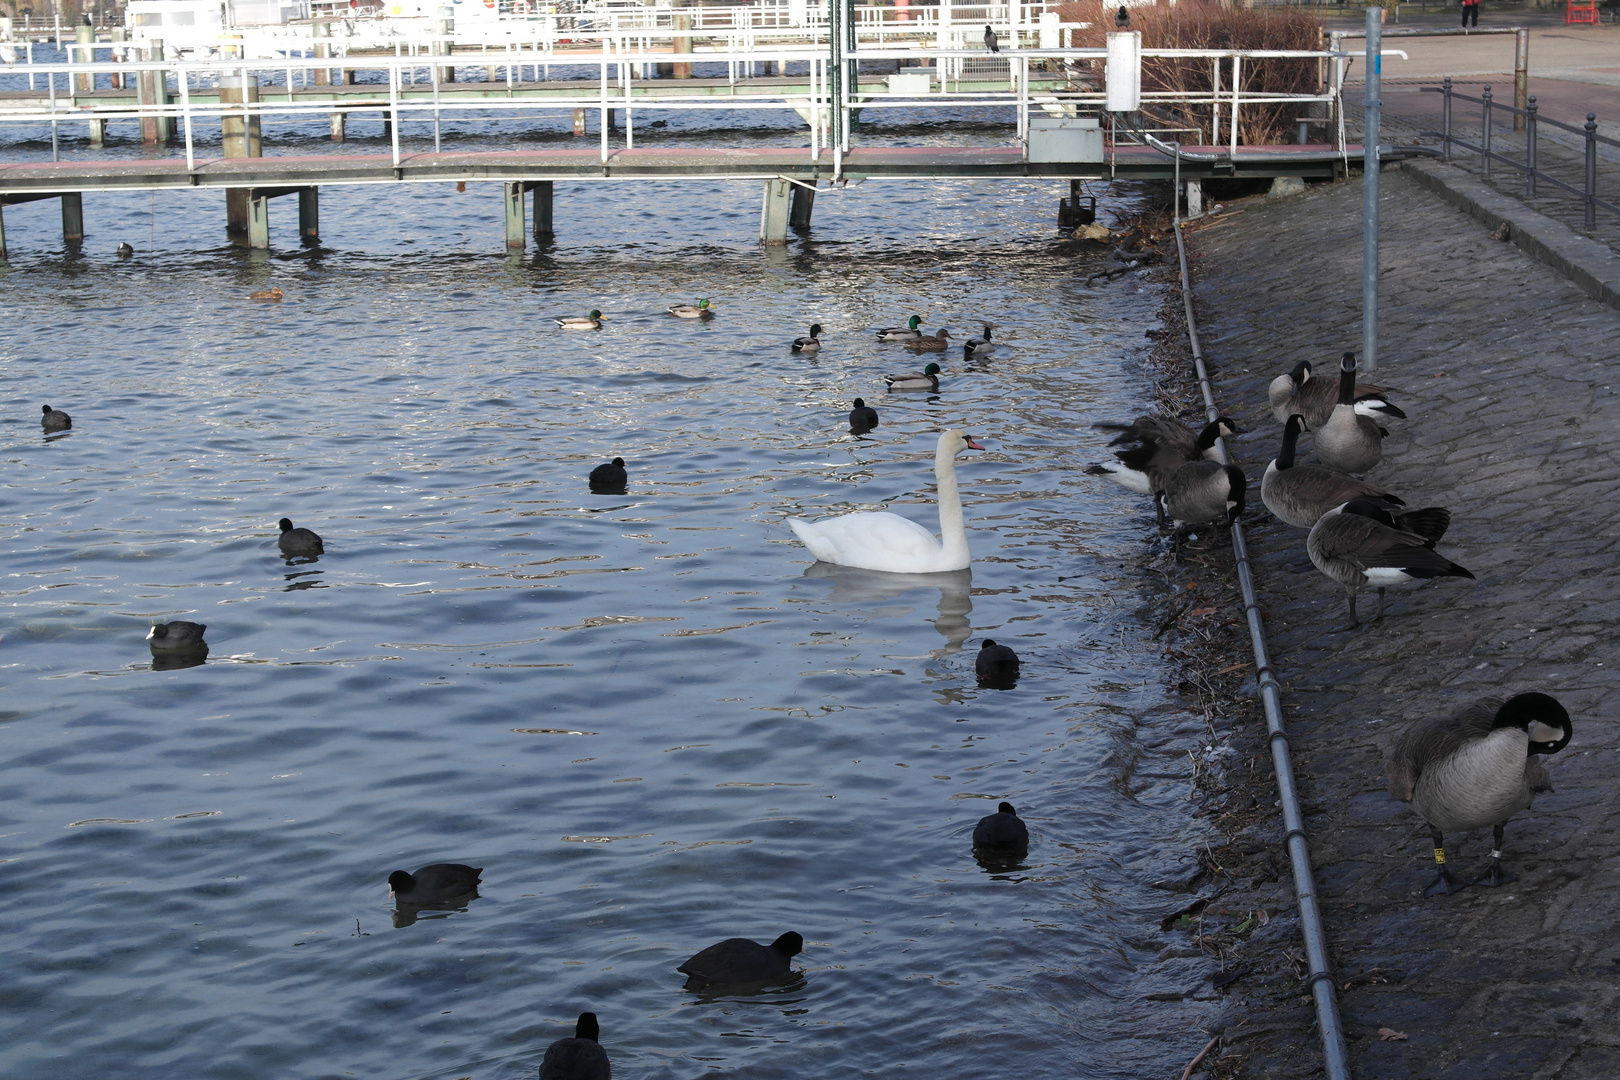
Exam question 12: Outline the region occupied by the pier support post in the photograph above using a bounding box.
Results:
[433,17,456,83]
[248,193,271,249]
[110,27,126,90]
[532,180,554,239]
[88,117,106,146]
[759,178,791,245]
[572,108,587,136]
[299,188,319,241]
[672,12,693,79]
[789,182,815,231]
[138,39,172,146]
[220,75,263,240]
[329,112,347,141]
[504,182,526,249]
[61,192,84,244]
[0,203,7,262]
[313,23,331,86]
[1184,179,1203,219]
[75,23,94,93]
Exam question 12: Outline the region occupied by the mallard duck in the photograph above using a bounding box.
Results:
[792,324,823,353]
[884,362,942,392]
[668,299,713,319]
[556,310,606,330]
[964,325,995,356]
[247,286,283,301]
[876,315,923,341]
[905,328,951,352]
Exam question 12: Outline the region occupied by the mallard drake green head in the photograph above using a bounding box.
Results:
[556,310,606,329]
[792,324,823,353]
[876,315,924,341]
[883,361,942,391]
[668,299,713,319]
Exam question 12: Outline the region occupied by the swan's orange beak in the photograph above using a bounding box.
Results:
[965,437,985,450]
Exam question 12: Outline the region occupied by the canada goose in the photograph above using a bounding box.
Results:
[277,517,324,557]
[876,315,923,341]
[247,286,283,301]
[388,863,482,904]
[540,1012,611,1080]
[905,328,951,352]
[1314,354,1399,473]
[1262,415,1449,534]
[972,802,1029,848]
[1386,692,1571,896]
[848,398,878,431]
[983,24,999,52]
[147,621,207,654]
[884,362,941,392]
[667,299,712,319]
[589,458,627,491]
[1159,462,1247,552]
[40,404,71,431]
[1087,415,1242,524]
[556,310,606,330]
[1268,357,1402,428]
[964,325,995,357]
[1306,499,1474,628]
[792,324,823,353]
[678,931,803,984]
[975,639,1020,688]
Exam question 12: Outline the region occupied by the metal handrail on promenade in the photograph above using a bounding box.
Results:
[1423,76,1620,227]
[0,46,1349,174]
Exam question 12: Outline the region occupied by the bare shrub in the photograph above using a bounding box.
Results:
[1058,2,1324,146]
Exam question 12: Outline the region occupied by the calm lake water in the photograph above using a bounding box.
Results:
[0,70,1221,1080]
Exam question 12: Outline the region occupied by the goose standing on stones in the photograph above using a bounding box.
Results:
[1268,357,1402,428]
[792,324,823,353]
[789,429,983,573]
[1306,499,1474,628]
[848,398,879,432]
[972,802,1030,849]
[40,405,72,431]
[1262,415,1447,534]
[876,315,923,341]
[1313,354,1399,473]
[388,863,482,904]
[1087,415,1241,525]
[678,931,803,985]
[1158,461,1246,553]
[884,362,941,392]
[1386,693,1571,897]
[539,1012,612,1080]
[277,518,324,557]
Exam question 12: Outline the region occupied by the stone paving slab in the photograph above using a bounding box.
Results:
[1185,170,1620,1078]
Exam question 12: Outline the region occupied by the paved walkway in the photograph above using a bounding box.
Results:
[1184,171,1620,1078]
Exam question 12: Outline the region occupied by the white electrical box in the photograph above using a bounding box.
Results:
[1105,30,1142,112]
[885,72,934,95]
[1027,118,1104,163]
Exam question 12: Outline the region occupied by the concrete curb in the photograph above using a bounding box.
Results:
[1400,158,1620,310]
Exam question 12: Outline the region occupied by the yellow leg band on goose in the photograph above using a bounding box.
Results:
[1433,848,1446,864]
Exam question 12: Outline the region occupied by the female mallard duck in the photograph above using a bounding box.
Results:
[964,325,995,356]
[556,310,606,330]
[884,362,941,392]
[905,328,951,352]
[876,315,923,341]
[247,286,283,301]
[668,299,713,319]
[792,324,823,353]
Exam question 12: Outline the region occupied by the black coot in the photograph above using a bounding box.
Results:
[678,931,803,984]
[848,398,879,431]
[973,802,1030,849]
[41,405,71,431]
[589,458,628,493]
[387,863,482,903]
[539,1012,611,1080]
[975,639,1020,688]
[277,518,324,556]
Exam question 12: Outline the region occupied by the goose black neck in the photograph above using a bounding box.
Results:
[1277,416,1303,470]
[1194,421,1223,454]
[1337,353,1357,406]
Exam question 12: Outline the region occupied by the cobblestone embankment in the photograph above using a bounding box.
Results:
[1182,169,1620,1079]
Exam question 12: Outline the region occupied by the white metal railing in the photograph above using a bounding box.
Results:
[0,45,1347,176]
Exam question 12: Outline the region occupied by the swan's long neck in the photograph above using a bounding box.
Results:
[935,441,970,563]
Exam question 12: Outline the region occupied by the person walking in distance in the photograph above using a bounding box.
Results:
[1461,0,1480,28]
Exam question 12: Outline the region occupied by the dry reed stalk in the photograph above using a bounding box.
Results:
[1057,1,1324,146]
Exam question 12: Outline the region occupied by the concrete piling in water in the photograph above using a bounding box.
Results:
[672,13,693,79]
[532,181,554,240]
[313,23,331,86]
[220,75,263,242]
[299,189,319,242]
[138,39,172,146]
[0,203,7,262]
[74,23,94,93]
[759,179,791,245]
[329,112,347,141]
[573,108,587,136]
[502,181,556,250]
[110,27,125,89]
[504,182,526,249]
[61,192,84,244]
[789,182,815,231]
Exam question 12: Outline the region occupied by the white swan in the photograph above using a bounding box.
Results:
[789,429,984,573]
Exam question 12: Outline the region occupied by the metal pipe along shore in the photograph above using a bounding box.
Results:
[1171,213,1352,1079]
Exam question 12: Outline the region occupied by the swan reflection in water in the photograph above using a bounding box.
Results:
[799,564,972,656]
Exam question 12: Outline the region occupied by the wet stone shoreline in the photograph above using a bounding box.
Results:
[1161,169,1620,1079]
